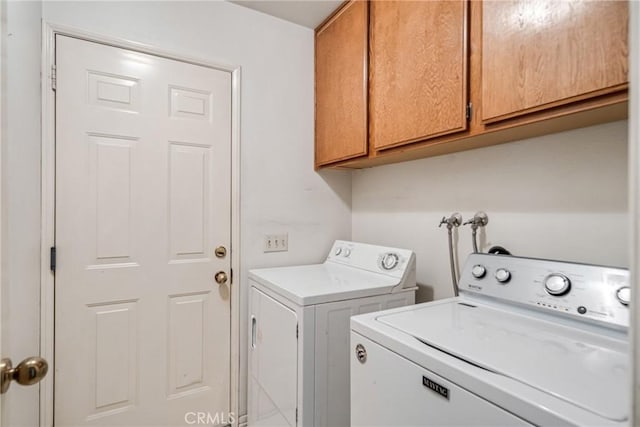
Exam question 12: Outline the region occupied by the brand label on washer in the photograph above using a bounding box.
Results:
[422,376,449,400]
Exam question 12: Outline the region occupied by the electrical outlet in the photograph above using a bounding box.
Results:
[264,233,288,253]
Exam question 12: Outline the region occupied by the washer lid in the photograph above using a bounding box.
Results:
[377,300,629,422]
[249,263,402,306]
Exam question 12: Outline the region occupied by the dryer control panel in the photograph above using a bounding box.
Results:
[459,253,629,329]
[326,240,416,283]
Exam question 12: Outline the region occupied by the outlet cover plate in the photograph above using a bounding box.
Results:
[264,233,288,253]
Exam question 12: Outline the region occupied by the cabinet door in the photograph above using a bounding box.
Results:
[315,0,368,167]
[370,0,469,151]
[482,0,628,123]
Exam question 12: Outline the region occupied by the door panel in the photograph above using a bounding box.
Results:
[55,35,232,426]
[482,0,628,123]
[369,0,468,150]
[315,0,369,166]
[249,287,298,427]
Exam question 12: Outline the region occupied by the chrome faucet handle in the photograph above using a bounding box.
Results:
[473,211,489,227]
[439,213,463,229]
[450,212,463,227]
[463,211,489,228]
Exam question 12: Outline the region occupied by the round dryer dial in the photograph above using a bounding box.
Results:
[381,253,399,270]
[544,273,571,296]
[616,286,630,305]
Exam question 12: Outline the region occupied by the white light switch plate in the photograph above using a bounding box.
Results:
[264,233,288,253]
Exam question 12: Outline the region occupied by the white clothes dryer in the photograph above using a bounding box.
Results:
[248,240,417,427]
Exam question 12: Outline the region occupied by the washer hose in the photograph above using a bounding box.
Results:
[471,227,479,254]
[447,226,459,296]
[439,213,462,296]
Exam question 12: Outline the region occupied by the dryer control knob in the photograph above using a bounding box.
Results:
[616,286,630,306]
[381,253,399,270]
[495,268,511,283]
[471,265,487,279]
[334,247,342,256]
[544,274,571,296]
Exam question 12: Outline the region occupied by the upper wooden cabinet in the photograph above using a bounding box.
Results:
[370,1,468,150]
[314,0,628,169]
[315,0,369,168]
[482,0,628,123]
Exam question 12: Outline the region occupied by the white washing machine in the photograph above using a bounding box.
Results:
[248,240,417,427]
[351,253,630,426]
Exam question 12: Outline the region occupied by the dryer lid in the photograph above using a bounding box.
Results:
[249,263,404,306]
[377,300,629,422]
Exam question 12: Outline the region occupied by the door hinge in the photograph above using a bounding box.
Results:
[296,408,298,423]
[230,268,233,284]
[51,65,57,91]
[50,247,56,273]
[296,324,299,339]
[466,102,472,122]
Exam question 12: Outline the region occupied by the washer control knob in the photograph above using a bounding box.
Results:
[381,253,399,270]
[471,265,487,279]
[334,247,342,256]
[495,268,511,283]
[355,344,367,364]
[343,248,351,257]
[544,273,571,296]
[616,286,630,306]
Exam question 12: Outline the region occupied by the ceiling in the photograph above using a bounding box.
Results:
[229,0,343,29]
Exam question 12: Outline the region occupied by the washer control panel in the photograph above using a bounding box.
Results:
[327,240,416,281]
[459,253,630,329]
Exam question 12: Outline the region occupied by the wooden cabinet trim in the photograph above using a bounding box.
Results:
[315,0,350,34]
[482,84,628,125]
[335,92,627,169]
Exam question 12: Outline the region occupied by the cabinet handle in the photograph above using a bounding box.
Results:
[251,315,257,349]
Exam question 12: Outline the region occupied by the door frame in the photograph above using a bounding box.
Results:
[0,2,4,424]
[39,22,242,427]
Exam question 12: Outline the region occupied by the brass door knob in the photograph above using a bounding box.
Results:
[215,271,228,285]
[0,356,48,394]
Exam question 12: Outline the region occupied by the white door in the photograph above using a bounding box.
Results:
[55,35,232,426]
[248,287,298,427]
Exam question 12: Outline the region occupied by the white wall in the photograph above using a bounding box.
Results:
[353,121,628,302]
[629,0,639,423]
[15,1,351,421]
[1,1,43,426]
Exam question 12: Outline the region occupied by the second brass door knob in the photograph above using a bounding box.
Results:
[215,271,228,285]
